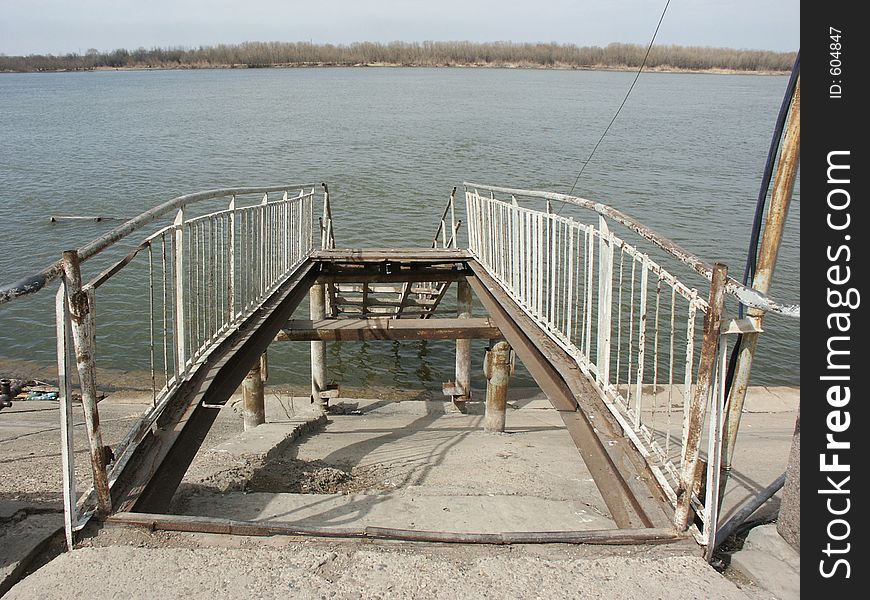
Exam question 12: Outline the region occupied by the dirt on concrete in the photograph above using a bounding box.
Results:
[192,457,392,495]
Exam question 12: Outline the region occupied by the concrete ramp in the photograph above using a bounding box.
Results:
[171,395,616,534]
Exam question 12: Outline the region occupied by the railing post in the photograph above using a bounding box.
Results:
[449,187,457,248]
[721,76,801,485]
[483,340,513,433]
[55,282,77,548]
[596,216,614,386]
[320,182,333,250]
[260,193,268,293]
[227,196,236,320]
[61,250,112,517]
[674,262,728,531]
[455,279,473,406]
[173,208,186,372]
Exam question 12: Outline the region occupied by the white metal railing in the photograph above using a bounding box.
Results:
[88,188,316,403]
[431,186,461,249]
[45,184,322,548]
[464,184,775,549]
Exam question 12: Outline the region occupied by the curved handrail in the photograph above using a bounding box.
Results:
[0,184,316,305]
[464,182,799,318]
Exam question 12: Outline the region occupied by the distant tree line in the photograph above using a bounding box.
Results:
[0,41,795,73]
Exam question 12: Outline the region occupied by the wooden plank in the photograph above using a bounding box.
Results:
[108,512,686,545]
[276,317,502,341]
[317,268,467,285]
[312,248,471,263]
[335,295,436,308]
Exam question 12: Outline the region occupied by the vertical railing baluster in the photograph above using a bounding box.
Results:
[173,209,186,373]
[228,197,235,321]
[666,286,677,460]
[681,295,699,461]
[633,257,649,430]
[596,217,614,387]
[55,282,77,549]
[148,242,156,405]
[566,219,575,345]
[584,224,595,358]
[651,275,663,428]
[162,233,169,387]
[615,245,625,395]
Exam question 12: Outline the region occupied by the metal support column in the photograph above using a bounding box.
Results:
[483,340,512,433]
[722,76,801,486]
[243,355,266,430]
[455,278,473,405]
[309,283,327,410]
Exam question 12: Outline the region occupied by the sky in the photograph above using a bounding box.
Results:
[1,0,800,56]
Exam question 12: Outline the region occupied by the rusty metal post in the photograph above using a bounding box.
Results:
[310,283,327,411]
[455,278,473,406]
[483,340,512,433]
[61,250,112,517]
[242,356,265,430]
[721,76,801,482]
[674,263,727,531]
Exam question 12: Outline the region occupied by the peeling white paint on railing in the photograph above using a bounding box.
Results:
[45,185,322,547]
[465,186,742,547]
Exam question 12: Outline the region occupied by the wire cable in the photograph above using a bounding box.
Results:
[723,51,800,401]
[739,51,801,312]
[566,0,672,197]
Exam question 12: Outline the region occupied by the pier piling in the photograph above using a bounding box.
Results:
[484,340,512,433]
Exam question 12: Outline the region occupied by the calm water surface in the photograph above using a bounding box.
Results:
[0,68,799,391]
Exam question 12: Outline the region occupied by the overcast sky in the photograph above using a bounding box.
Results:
[1,0,799,56]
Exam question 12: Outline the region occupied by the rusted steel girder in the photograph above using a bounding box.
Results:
[111,261,319,514]
[108,512,687,545]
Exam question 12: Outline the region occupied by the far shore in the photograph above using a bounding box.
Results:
[2,62,789,76]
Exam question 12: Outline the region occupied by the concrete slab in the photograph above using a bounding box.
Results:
[176,394,615,533]
[728,524,800,600]
[182,490,613,531]
[0,510,63,596]
[209,415,326,462]
[5,539,764,600]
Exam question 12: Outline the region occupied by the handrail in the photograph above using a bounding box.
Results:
[464,182,799,318]
[320,183,336,250]
[431,187,461,249]
[0,184,316,305]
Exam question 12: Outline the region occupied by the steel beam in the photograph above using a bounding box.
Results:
[275,317,501,342]
[111,261,319,514]
[108,512,687,545]
[311,248,470,264]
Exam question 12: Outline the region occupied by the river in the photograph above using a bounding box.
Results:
[0,67,800,392]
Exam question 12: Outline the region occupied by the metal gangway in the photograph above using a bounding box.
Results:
[0,181,799,558]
